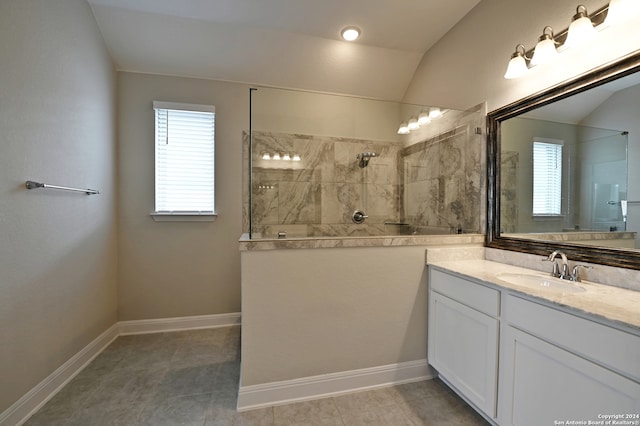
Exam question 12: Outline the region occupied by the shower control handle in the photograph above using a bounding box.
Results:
[352,210,368,224]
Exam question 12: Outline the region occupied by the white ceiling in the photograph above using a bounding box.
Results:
[521,72,640,124]
[87,0,480,101]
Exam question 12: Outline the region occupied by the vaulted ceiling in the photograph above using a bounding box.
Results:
[87,0,480,101]
[521,72,640,124]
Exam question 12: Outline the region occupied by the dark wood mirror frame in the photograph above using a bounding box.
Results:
[486,50,640,270]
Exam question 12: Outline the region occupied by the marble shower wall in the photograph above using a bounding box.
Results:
[401,123,483,234]
[246,131,403,238]
[244,123,484,237]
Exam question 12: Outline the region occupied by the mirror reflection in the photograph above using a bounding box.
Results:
[245,87,485,239]
[500,73,640,250]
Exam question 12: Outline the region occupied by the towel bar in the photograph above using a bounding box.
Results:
[25,180,99,195]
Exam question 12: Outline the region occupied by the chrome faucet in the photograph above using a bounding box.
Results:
[547,250,569,279]
[569,264,592,282]
[545,250,594,281]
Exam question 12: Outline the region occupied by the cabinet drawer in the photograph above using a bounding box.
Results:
[430,268,500,317]
[505,294,640,382]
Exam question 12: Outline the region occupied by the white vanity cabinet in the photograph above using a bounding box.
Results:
[428,268,500,419]
[498,294,640,426]
[428,265,640,426]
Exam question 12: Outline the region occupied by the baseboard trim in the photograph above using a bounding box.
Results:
[1,312,241,426]
[118,312,241,335]
[0,323,119,426]
[237,359,435,411]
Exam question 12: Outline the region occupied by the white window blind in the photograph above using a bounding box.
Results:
[533,140,563,216]
[153,101,215,214]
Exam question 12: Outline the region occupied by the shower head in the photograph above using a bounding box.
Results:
[356,152,379,168]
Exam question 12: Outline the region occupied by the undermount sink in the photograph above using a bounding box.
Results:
[496,272,586,293]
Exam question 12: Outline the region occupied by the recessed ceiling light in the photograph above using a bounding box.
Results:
[341,26,361,42]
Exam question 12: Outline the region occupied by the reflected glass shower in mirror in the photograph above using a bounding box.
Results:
[244,87,485,239]
[499,73,640,250]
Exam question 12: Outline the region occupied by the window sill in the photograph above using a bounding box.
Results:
[532,214,564,221]
[151,211,217,222]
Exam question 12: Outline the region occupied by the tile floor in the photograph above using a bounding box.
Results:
[25,327,489,425]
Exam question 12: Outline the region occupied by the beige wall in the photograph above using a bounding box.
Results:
[240,246,431,387]
[403,0,640,111]
[251,87,403,142]
[117,73,248,320]
[0,0,117,413]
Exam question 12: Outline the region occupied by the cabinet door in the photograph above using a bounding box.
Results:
[498,325,640,426]
[428,291,499,418]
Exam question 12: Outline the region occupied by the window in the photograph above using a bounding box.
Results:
[153,101,215,220]
[532,139,563,216]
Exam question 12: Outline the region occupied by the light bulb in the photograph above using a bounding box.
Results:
[564,6,597,49]
[530,27,558,66]
[283,153,291,161]
[262,153,271,160]
[429,108,442,119]
[341,26,361,42]
[273,153,281,160]
[408,118,420,130]
[397,123,410,135]
[605,0,640,26]
[504,44,529,79]
[418,112,431,125]
[292,154,301,161]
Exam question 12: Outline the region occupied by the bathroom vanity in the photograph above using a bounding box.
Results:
[428,268,499,418]
[427,260,640,426]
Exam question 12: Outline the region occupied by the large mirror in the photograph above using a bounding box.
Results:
[487,51,640,270]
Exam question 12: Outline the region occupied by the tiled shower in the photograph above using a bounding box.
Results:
[244,88,485,239]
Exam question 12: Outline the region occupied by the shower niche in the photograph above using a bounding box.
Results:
[244,87,485,239]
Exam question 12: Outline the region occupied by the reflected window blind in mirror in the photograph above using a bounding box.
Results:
[533,139,563,216]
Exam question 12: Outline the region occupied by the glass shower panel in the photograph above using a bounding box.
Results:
[400,109,485,235]
[247,87,403,238]
[500,118,627,235]
[577,132,628,231]
[245,87,483,239]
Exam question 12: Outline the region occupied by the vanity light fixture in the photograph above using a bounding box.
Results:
[503,1,634,80]
[531,26,559,66]
[341,26,361,42]
[261,152,300,161]
[397,107,446,135]
[504,44,530,79]
[397,122,410,134]
[564,5,597,48]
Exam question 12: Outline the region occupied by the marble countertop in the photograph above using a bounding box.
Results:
[508,231,637,240]
[239,233,485,251]
[428,259,640,331]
